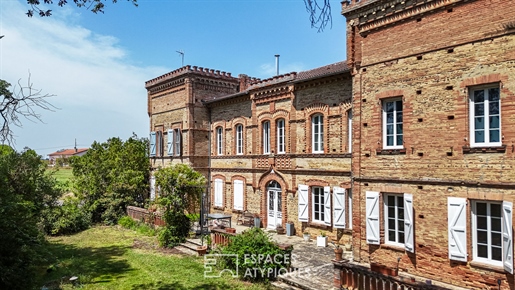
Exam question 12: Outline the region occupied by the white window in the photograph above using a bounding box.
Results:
[348,110,352,153]
[385,194,405,247]
[277,119,285,154]
[174,129,181,156]
[214,178,223,207]
[312,114,324,153]
[469,86,501,147]
[312,187,325,223]
[216,127,223,155]
[233,180,244,211]
[236,124,243,155]
[263,121,270,154]
[382,99,403,149]
[472,201,503,266]
[167,129,174,156]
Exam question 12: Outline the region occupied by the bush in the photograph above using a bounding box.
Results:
[118,215,137,229]
[218,227,293,282]
[118,215,159,236]
[41,197,91,235]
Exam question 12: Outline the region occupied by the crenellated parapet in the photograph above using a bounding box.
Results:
[145,65,237,88]
[342,0,466,33]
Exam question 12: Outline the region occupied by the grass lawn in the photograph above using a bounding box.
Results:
[47,167,74,184]
[39,226,273,290]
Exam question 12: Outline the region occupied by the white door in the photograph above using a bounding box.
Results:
[267,189,282,229]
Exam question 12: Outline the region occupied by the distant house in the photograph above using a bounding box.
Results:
[48,148,88,166]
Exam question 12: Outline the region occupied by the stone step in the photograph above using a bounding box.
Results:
[271,280,304,290]
[174,244,198,256]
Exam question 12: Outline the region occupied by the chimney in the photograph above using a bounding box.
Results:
[275,54,280,76]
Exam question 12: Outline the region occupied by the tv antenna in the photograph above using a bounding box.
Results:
[176,50,184,67]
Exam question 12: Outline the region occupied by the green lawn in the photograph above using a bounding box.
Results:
[39,226,272,290]
[47,167,74,184]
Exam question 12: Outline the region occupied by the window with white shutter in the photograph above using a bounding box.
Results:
[333,187,346,229]
[174,129,181,156]
[156,131,163,157]
[366,191,380,245]
[312,187,324,223]
[298,184,308,222]
[448,197,467,262]
[384,193,405,247]
[324,186,331,226]
[214,179,223,208]
[233,180,244,211]
[149,132,156,157]
[503,201,513,274]
[167,129,174,156]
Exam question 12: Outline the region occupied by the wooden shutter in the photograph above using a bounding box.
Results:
[149,131,156,157]
[298,184,309,222]
[448,197,467,262]
[366,191,380,245]
[404,193,414,253]
[233,180,244,211]
[214,179,223,207]
[175,129,181,156]
[324,186,331,226]
[167,129,174,156]
[333,187,346,229]
[503,201,513,274]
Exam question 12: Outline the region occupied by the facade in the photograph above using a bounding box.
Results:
[343,0,515,288]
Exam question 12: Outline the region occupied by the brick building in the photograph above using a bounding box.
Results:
[146,62,354,243]
[342,0,515,288]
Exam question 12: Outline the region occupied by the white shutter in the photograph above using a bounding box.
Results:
[214,179,223,207]
[298,184,309,222]
[233,180,244,211]
[404,193,414,253]
[333,187,346,229]
[167,129,174,156]
[149,132,156,157]
[324,186,331,226]
[366,191,380,245]
[503,201,513,274]
[448,197,468,262]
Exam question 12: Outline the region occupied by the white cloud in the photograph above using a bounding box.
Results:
[0,1,166,155]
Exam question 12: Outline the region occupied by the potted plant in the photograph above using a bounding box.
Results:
[303,231,310,241]
[225,227,236,233]
[276,224,285,235]
[196,245,207,256]
[189,231,196,239]
[317,231,328,247]
[332,241,344,261]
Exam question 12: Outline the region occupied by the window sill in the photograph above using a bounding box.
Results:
[469,260,505,273]
[376,148,406,155]
[380,243,405,252]
[462,145,506,154]
[213,206,224,211]
[308,222,330,230]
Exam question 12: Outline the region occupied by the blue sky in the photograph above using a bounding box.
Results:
[0,0,347,157]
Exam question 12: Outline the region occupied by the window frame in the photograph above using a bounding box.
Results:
[311,114,324,154]
[469,85,501,147]
[277,119,285,154]
[382,98,403,149]
[263,121,270,154]
[174,128,181,156]
[348,110,353,153]
[311,186,325,224]
[216,127,223,155]
[471,200,504,267]
[235,124,243,155]
[384,193,405,248]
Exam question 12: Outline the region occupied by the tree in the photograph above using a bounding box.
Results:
[70,134,149,224]
[155,164,206,248]
[26,0,138,17]
[303,0,332,32]
[0,77,56,146]
[0,146,61,290]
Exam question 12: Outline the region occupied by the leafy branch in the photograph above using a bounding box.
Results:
[25,0,138,17]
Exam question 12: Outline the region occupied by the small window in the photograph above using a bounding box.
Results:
[312,187,325,223]
[236,124,243,155]
[312,114,324,153]
[382,99,403,149]
[174,129,181,156]
[469,85,501,147]
[263,121,270,154]
[277,119,285,154]
[216,127,223,155]
[384,194,405,247]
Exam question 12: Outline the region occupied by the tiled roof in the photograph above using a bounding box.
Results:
[295,61,349,82]
[48,148,89,156]
[341,0,381,15]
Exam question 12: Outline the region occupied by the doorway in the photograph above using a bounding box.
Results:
[266,181,282,229]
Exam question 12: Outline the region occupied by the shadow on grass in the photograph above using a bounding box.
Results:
[131,281,242,290]
[40,241,133,288]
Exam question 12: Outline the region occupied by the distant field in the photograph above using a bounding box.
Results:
[47,167,74,184]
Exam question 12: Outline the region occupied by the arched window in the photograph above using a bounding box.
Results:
[263,121,270,154]
[277,119,285,154]
[236,124,243,155]
[216,127,223,155]
[312,114,324,153]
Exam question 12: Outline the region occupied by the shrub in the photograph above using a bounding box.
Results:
[118,215,137,229]
[218,227,293,282]
[41,197,91,235]
[118,215,159,236]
